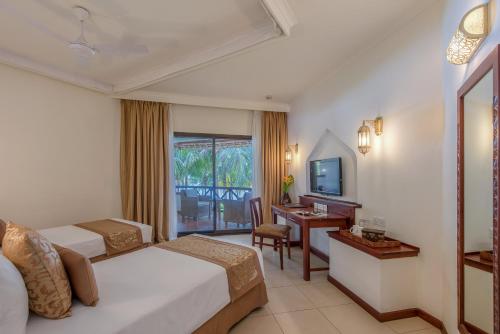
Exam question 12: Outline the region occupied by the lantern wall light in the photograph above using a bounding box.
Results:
[446,3,489,65]
[358,117,383,155]
[285,143,298,163]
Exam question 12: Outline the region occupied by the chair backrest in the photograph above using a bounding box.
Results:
[249,197,264,230]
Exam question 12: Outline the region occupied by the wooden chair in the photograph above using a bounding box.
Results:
[249,197,291,270]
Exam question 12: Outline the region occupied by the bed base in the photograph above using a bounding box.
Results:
[194,282,268,334]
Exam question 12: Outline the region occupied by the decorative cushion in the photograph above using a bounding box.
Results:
[0,254,29,334]
[2,223,72,319]
[255,224,291,238]
[53,244,99,306]
[0,219,6,246]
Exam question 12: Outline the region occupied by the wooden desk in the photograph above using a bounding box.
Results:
[272,196,358,281]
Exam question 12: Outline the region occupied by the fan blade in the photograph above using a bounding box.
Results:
[95,43,149,56]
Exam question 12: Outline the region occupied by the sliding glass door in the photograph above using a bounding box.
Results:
[174,133,253,235]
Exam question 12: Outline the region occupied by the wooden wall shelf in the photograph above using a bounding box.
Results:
[464,252,493,274]
[327,231,419,259]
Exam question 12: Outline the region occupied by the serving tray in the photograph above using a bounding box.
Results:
[339,230,401,248]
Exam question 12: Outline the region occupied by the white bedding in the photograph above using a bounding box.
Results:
[26,237,264,334]
[38,219,153,258]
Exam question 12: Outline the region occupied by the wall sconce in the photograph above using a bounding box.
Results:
[358,117,383,155]
[285,143,298,163]
[446,3,489,65]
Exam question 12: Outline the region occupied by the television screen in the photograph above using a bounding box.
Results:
[309,158,343,196]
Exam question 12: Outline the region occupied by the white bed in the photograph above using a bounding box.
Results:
[38,219,153,259]
[26,236,264,334]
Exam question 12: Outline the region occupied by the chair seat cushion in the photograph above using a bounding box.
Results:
[255,224,291,238]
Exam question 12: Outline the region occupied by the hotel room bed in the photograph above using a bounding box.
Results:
[38,218,153,260]
[25,236,266,334]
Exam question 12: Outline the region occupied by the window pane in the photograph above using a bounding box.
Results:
[174,137,214,234]
[215,138,253,231]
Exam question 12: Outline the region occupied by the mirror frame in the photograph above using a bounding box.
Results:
[458,44,500,334]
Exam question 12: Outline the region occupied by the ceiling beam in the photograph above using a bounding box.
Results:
[113,90,290,112]
[111,23,281,94]
[260,0,298,36]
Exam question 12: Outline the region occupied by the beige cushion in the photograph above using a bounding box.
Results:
[2,223,72,319]
[255,224,291,238]
[0,219,5,246]
[53,244,99,306]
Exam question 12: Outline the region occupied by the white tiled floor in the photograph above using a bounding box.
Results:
[214,234,440,334]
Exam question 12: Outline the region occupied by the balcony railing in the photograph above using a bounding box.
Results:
[175,185,252,201]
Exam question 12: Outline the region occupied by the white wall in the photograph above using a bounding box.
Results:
[289,1,444,319]
[171,104,253,135]
[0,63,121,229]
[441,1,500,332]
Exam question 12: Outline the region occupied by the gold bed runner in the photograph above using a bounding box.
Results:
[156,235,263,302]
[75,219,143,256]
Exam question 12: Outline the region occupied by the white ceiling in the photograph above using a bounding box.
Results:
[0,0,291,93]
[0,0,438,109]
[145,0,437,104]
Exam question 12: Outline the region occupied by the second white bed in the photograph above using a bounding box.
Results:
[38,219,153,258]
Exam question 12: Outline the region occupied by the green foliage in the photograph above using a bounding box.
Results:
[216,145,252,188]
[174,141,253,188]
[174,146,213,186]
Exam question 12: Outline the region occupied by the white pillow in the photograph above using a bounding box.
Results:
[0,254,29,334]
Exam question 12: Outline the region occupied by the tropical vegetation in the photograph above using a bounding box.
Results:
[174,141,253,188]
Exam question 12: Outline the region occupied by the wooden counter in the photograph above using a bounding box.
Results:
[327,231,419,259]
[464,252,493,273]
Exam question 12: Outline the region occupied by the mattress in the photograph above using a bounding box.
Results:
[26,238,264,334]
[38,219,152,258]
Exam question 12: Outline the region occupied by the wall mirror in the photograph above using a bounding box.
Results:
[458,45,500,334]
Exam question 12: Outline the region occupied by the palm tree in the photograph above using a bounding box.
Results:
[174,140,253,200]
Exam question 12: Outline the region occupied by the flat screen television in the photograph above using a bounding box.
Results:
[309,157,343,196]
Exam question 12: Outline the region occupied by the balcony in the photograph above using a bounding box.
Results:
[176,185,253,234]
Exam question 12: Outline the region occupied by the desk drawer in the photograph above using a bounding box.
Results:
[273,210,287,219]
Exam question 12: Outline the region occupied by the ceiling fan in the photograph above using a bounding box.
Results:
[67,5,150,61]
[68,6,97,59]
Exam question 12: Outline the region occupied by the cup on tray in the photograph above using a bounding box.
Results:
[349,225,364,237]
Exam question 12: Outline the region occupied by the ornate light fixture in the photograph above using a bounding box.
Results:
[446,3,489,65]
[358,117,383,155]
[285,143,298,163]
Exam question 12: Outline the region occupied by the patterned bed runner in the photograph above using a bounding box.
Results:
[75,219,143,256]
[156,235,263,302]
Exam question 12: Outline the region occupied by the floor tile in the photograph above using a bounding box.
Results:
[319,304,395,334]
[267,286,315,314]
[297,282,352,307]
[247,304,272,318]
[386,317,433,333]
[291,270,329,286]
[404,329,441,334]
[230,315,283,334]
[274,309,341,334]
[265,270,295,288]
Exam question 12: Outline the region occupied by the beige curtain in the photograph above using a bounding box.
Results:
[261,111,288,224]
[120,100,169,242]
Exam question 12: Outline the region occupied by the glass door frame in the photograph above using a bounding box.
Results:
[174,132,253,236]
